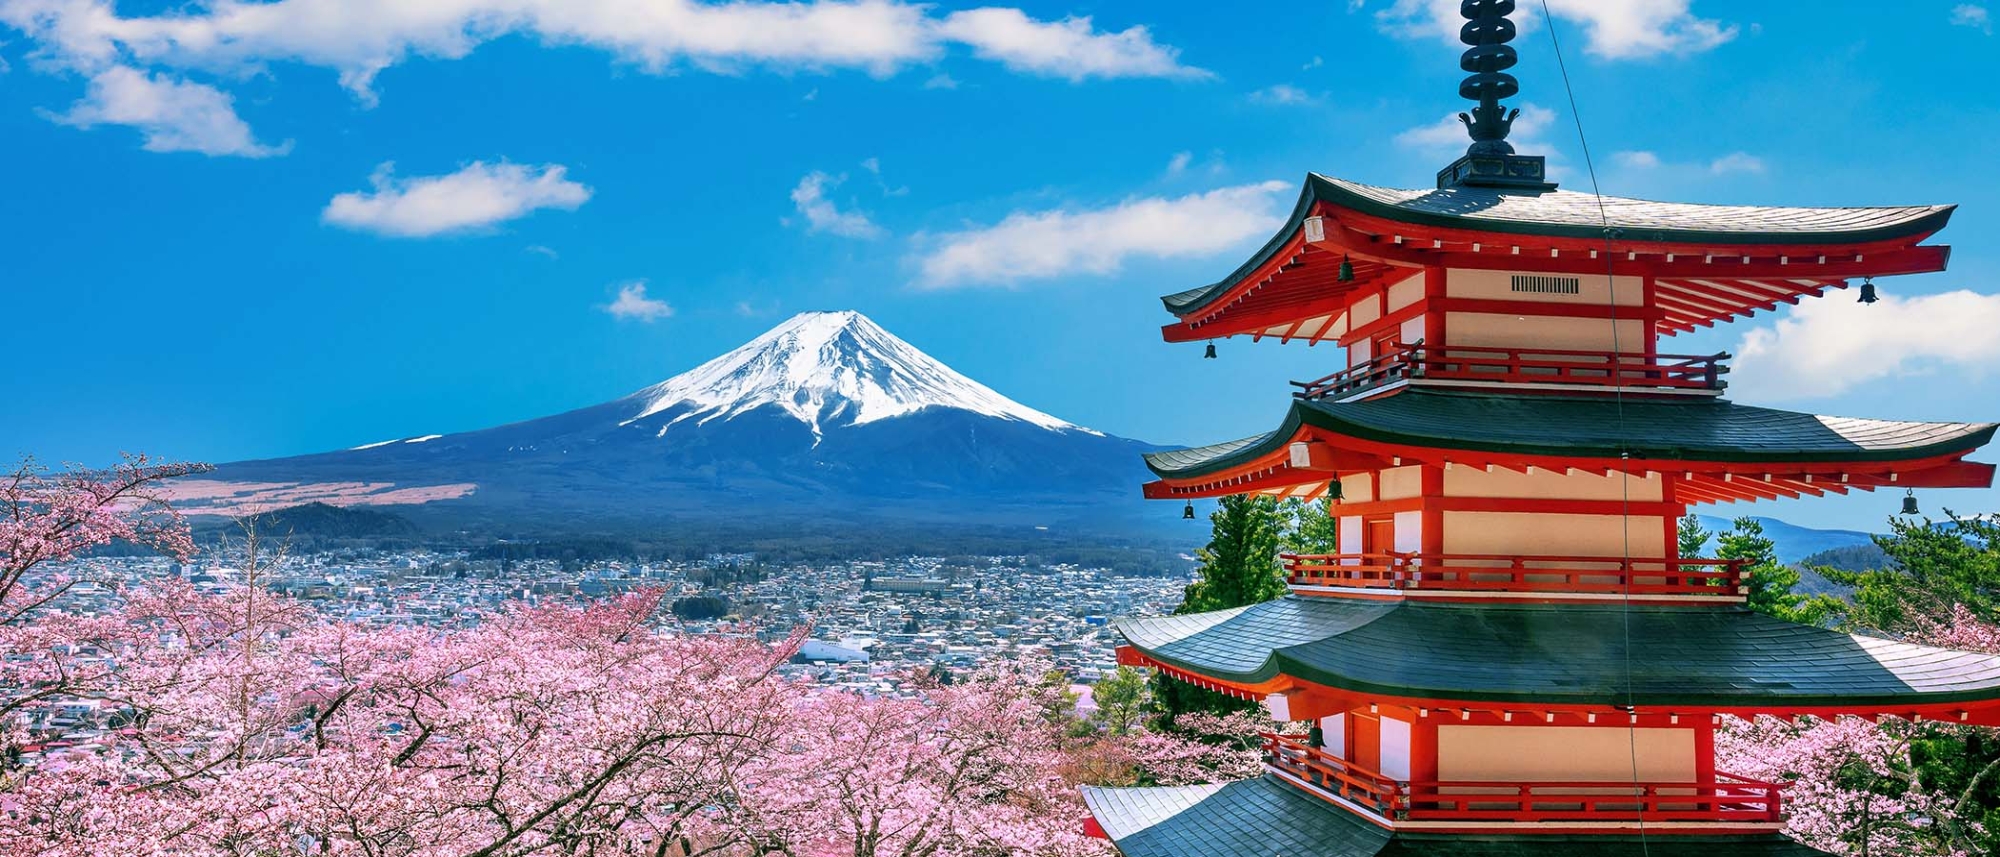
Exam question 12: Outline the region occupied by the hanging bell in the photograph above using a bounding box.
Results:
[1337,254,1356,283]
[1203,341,1217,359]
[1182,501,1196,520]
[1326,480,1343,502]
[1857,278,1879,304]
[1901,489,1920,516]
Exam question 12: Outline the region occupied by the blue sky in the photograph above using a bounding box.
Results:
[3,0,1998,531]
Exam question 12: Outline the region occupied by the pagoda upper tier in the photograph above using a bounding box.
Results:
[1162,174,1953,343]
[1144,389,1996,503]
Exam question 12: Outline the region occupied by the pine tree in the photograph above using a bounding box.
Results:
[1155,494,1289,724]
[1281,496,1341,557]
[1717,517,1807,621]
[1179,494,1289,613]
[1678,514,1712,559]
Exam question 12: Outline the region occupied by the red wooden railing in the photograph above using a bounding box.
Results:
[1402,777,1784,823]
[1263,733,1784,824]
[1280,552,1748,596]
[1292,343,1728,400]
[1261,732,1405,815]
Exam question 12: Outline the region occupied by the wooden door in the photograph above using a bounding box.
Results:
[1350,711,1382,772]
[1364,516,1396,556]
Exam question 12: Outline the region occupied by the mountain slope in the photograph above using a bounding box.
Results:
[182,312,1160,533]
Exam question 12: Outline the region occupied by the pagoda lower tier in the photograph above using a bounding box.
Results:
[1084,777,1831,856]
[1087,599,2000,854]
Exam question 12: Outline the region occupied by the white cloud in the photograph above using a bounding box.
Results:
[322,161,591,238]
[45,65,286,156]
[1706,151,1764,174]
[912,180,1291,288]
[922,72,958,89]
[1952,4,1993,34]
[1730,289,2000,401]
[860,156,909,196]
[0,0,1201,108]
[1302,55,1323,70]
[604,281,673,322]
[935,8,1205,81]
[1373,0,1735,59]
[790,171,882,238]
[1165,150,1192,176]
[1248,83,1321,106]
[1397,102,1558,157]
[1614,149,1764,176]
[1614,150,1662,169]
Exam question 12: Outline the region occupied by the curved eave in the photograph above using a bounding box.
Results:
[1116,599,2000,711]
[1160,173,1956,324]
[1143,392,1999,484]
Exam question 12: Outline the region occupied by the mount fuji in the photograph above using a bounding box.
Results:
[187,312,1162,534]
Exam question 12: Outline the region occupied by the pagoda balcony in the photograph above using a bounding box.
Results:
[1281,552,1748,598]
[1262,733,1785,827]
[1292,343,1729,401]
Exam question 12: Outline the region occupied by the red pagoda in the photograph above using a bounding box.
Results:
[1080,3,2000,855]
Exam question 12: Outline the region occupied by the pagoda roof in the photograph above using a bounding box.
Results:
[1163,174,1955,319]
[1083,776,1830,856]
[1144,390,1997,479]
[1116,598,2000,709]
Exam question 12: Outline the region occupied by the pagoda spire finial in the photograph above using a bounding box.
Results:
[1433,0,1554,191]
[1455,0,1521,156]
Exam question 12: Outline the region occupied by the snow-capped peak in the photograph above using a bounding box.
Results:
[621,310,1095,439]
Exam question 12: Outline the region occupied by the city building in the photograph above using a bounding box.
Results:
[1081,2,2000,855]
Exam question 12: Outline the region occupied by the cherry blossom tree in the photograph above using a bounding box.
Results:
[0,457,1267,857]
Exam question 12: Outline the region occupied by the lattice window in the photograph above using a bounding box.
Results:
[1510,274,1581,295]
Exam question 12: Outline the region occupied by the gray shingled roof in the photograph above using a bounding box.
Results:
[1141,390,1998,479]
[1084,775,1831,856]
[1323,177,1950,242]
[1162,173,1954,317]
[1118,598,2000,707]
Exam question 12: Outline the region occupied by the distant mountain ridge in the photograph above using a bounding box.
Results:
[176,312,1163,536]
[1693,515,1877,564]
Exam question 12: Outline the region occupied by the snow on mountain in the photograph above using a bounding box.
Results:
[620,310,1097,440]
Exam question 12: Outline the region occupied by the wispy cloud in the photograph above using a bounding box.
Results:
[1615,149,1764,176]
[1371,0,1735,59]
[860,157,909,196]
[1731,289,2000,401]
[604,281,674,322]
[790,171,884,239]
[323,162,591,238]
[911,180,1291,289]
[44,66,287,157]
[1952,4,1993,34]
[1248,83,1322,106]
[1165,151,1193,176]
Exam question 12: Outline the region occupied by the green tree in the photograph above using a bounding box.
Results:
[1154,494,1289,724]
[1281,497,1341,557]
[1678,514,1712,559]
[1179,494,1288,613]
[1817,513,2000,635]
[1716,517,1808,621]
[1090,666,1152,736]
